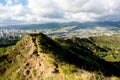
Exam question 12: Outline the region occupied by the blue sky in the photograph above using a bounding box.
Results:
[0,0,120,25]
[0,0,27,5]
[0,0,6,5]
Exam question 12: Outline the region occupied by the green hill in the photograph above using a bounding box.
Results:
[0,33,120,80]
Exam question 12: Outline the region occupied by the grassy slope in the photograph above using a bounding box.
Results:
[0,36,33,80]
[89,35,120,62]
[0,33,120,80]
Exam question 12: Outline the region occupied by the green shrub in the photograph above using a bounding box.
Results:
[59,64,77,74]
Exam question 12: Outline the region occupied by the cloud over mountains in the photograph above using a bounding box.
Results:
[0,0,120,24]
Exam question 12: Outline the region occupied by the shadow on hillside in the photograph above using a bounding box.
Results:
[58,45,120,77]
[63,38,120,77]
[33,33,120,77]
[0,39,19,47]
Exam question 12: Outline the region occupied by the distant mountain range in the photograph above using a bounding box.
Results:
[0,21,120,30]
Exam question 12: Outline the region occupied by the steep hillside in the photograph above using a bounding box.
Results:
[89,35,120,62]
[0,33,120,80]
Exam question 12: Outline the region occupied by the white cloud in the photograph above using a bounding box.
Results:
[0,0,28,24]
[25,0,120,22]
[1,0,120,24]
[5,0,13,5]
[0,4,26,19]
[27,0,63,18]
[52,0,88,13]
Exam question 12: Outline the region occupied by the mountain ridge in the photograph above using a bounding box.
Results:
[0,33,120,80]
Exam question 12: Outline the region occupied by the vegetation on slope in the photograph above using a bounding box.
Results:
[89,35,120,62]
[0,33,120,80]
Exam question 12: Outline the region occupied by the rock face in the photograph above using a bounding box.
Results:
[0,33,120,80]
